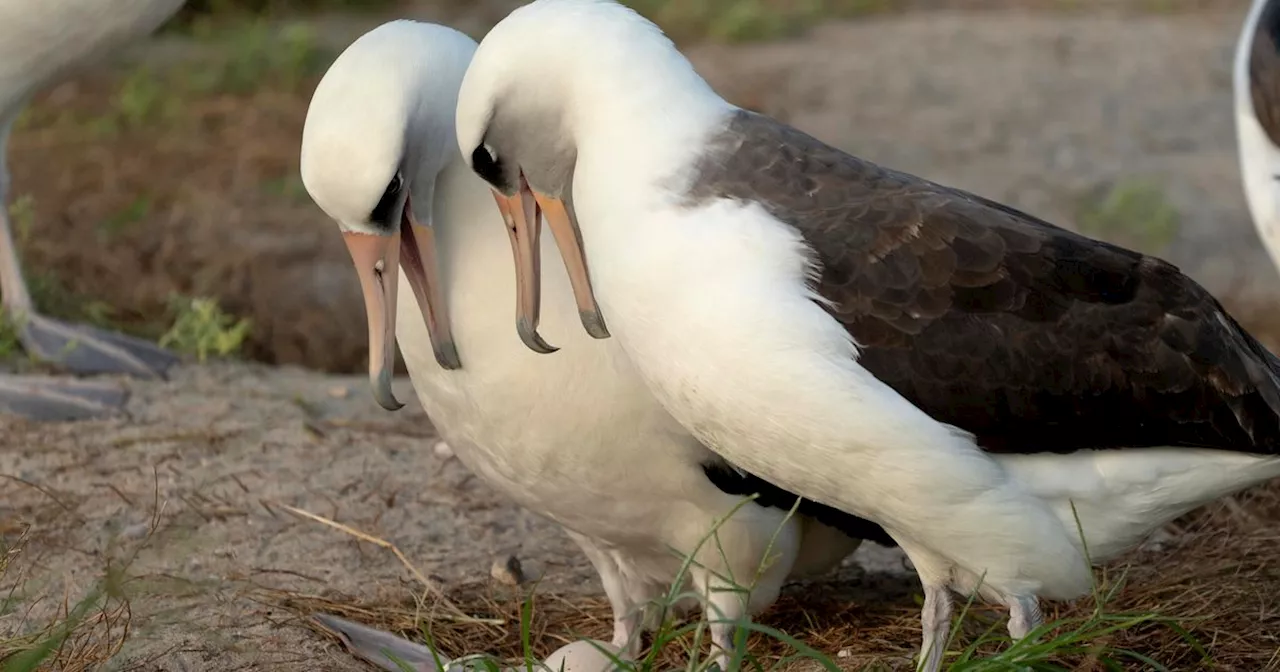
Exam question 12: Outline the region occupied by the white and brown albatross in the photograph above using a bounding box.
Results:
[299,20,893,667]
[1236,0,1280,273]
[0,0,184,421]
[455,1,1280,669]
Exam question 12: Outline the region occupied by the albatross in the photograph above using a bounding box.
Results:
[455,1,1280,669]
[1236,0,1280,273]
[299,20,893,666]
[0,0,184,421]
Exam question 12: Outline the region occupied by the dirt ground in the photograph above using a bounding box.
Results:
[6,3,1280,671]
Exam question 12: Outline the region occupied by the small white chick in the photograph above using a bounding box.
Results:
[540,639,628,672]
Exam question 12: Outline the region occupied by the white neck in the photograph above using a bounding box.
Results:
[556,35,735,194]
[399,150,613,381]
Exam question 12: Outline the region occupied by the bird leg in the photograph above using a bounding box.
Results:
[566,531,645,657]
[692,567,749,672]
[0,184,179,421]
[0,374,130,422]
[1006,595,1043,640]
[917,583,952,672]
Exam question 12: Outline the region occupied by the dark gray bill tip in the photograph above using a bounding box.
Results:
[371,368,404,411]
[433,339,463,371]
[516,317,559,355]
[579,310,610,340]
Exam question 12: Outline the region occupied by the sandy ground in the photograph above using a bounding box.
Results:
[2,364,592,670]
[6,4,1280,671]
[0,363,923,671]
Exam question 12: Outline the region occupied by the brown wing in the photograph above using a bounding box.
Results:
[1252,0,1280,147]
[685,110,1280,455]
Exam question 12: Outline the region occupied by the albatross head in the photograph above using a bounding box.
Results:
[455,0,706,351]
[301,20,476,410]
[456,0,727,351]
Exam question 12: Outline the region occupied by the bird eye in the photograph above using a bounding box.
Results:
[471,143,507,191]
[370,172,404,227]
[471,144,496,167]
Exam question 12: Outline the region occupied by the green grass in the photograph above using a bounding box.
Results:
[0,518,147,672]
[6,196,35,248]
[97,197,153,241]
[158,295,252,362]
[114,66,175,130]
[14,3,348,139]
[0,197,149,357]
[1,587,109,672]
[0,318,19,361]
[0,197,44,357]
[260,175,312,203]
[624,0,896,43]
[1076,179,1180,253]
[0,265,252,370]
[171,0,397,28]
[36,16,338,139]
[24,273,121,335]
[180,19,334,94]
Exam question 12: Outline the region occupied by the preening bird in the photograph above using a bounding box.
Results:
[454,2,1280,669]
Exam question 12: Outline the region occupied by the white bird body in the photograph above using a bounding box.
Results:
[575,181,1280,592]
[454,2,1280,668]
[1235,0,1280,273]
[540,639,627,672]
[0,0,184,115]
[570,151,1094,600]
[301,20,874,663]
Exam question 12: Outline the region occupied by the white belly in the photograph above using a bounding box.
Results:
[387,169,856,594]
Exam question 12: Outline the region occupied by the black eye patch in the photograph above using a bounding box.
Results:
[370,173,404,227]
[471,144,510,192]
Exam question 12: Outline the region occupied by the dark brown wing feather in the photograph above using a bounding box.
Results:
[685,110,1280,455]
[1251,0,1280,147]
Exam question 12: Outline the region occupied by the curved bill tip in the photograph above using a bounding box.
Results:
[578,310,610,340]
[370,367,404,411]
[516,316,559,354]
[432,339,462,370]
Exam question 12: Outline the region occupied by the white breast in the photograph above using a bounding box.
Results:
[572,185,1093,599]
[390,162,826,596]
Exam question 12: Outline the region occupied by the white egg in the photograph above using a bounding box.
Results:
[540,639,627,672]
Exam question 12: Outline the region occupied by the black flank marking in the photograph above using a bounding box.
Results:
[701,460,898,547]
[370,173,403,228]
[471,144,511,193]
